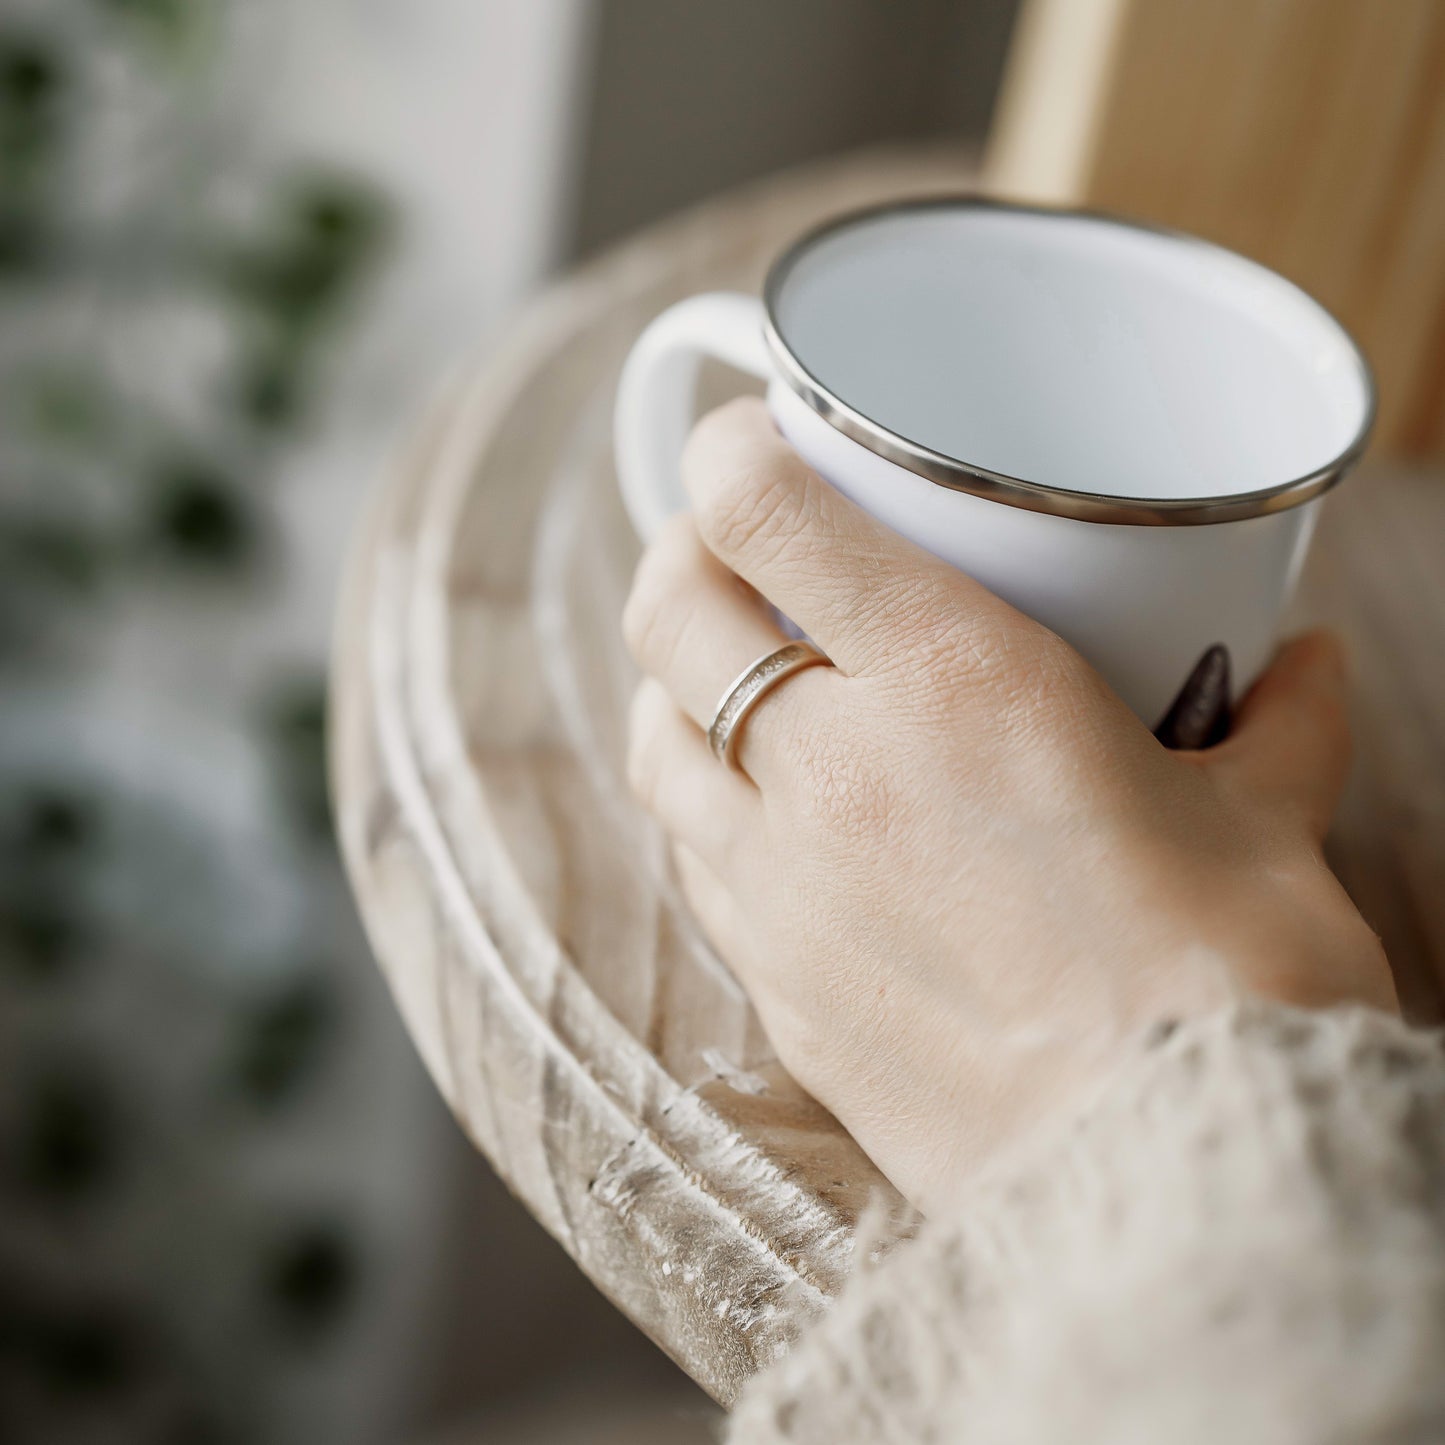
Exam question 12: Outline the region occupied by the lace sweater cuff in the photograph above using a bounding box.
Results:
[728,1004,1445,1445]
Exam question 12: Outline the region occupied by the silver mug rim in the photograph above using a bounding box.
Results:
[760,196,1377,527]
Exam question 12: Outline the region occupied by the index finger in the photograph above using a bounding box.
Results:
[681,397,1010,676]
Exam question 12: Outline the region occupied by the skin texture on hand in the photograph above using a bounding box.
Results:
[622,397,1397,1215]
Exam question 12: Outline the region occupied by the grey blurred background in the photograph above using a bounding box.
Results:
[0,2,1014,1441]
[570,0,1014,257]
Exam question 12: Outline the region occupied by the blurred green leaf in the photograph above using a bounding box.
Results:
[32,1310,135,1396]
[0,32,64,276]
[211,174,392,433]
[15,787,97,859]
[218,177,390,324]
[0,789,96,980]
[18,1068,119,1198]
[0,35,58,106]
[0,203,44,275]
[0,33,63,160]
[0,894,83,980]
[0,517,107,592]
[233,348,305,431]
[231,976,334,1108]
[149,459,257,571]
[265,679,326,746]
[263,1220,359,1337]
[94,0,209,61]
[259,676,333,844]
[13,366,117,450]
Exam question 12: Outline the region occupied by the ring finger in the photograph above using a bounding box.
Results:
[628,677,759,872]
[623,514,842,782]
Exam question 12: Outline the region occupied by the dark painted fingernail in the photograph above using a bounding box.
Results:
[1154,644,1232,750]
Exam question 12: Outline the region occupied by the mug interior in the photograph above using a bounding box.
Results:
[768,205,1372,502]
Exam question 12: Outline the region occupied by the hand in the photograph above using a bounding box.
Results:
[622,397,1396,1213]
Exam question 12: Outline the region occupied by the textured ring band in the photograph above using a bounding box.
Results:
[707,641,834,772]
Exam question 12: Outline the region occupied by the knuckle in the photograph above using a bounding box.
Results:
[858,566,1013,684]
[993,634,1090,724]
[891,606,1072,732]
[889,570,958,638]
[696,455,811,566]
[909,608,1014,682]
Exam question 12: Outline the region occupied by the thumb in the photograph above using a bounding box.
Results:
[1206,630,1353,843]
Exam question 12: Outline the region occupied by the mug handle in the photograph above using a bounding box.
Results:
[614,291,771,541]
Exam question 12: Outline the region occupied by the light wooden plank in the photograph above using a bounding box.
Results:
[332,143,1445,1404]
[985,0,1445,457]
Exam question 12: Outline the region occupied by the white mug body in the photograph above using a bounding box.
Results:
[767,380,1319,724]
[612,201,1372,727]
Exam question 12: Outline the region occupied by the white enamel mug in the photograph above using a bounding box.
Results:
[614,199,1375,726]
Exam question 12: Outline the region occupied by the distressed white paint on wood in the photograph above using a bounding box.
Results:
[331,147,1445,1404]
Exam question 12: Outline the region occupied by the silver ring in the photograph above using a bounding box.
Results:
[707,641,834,772]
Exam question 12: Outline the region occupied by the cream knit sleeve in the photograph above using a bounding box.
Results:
[728,1005,1445,1445]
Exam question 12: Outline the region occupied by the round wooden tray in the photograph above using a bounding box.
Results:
[330,147,1445,1404]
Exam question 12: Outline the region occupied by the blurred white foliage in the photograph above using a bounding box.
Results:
[0,2,595,1442]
